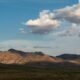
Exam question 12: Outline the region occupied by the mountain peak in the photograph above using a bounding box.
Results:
[8,49,26,56]
[8,49,17,52]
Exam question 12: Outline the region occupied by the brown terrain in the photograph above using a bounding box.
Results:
[0,49,63,64]
[0,49,80,66]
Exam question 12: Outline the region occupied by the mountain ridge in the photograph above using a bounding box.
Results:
[0,49,80,66]
[0,49,63,65]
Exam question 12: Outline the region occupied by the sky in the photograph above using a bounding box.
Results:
[0,0,80,56]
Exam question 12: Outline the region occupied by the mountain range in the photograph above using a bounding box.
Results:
[0,49,80,67]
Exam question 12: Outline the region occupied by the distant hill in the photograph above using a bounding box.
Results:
[56,54,80,60]
[0,49,80,67]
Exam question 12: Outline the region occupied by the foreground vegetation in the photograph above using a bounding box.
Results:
[0,64,80,80]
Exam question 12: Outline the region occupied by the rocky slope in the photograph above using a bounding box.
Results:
[0,49,63,64]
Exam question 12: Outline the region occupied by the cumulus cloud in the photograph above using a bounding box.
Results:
[23,3,80,34]
[55,4,80,24]
[55,24,80,37]
[24,10,60,34]
[26,10,59,28]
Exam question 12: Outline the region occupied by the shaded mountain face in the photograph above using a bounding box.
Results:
[0,49,63,65]
[56,54,80,60]
[56,54,80,65]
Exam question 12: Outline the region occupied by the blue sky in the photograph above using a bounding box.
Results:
[0,0,80,56]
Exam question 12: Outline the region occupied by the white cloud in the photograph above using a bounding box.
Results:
[23,3,80,34]
[55,24,80,37]
[19,28,26,34]
[55,4,80,24]
[26,10,59,28]
[24,10,60,34]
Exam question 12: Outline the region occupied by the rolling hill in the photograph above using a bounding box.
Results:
[0,49,80,67]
